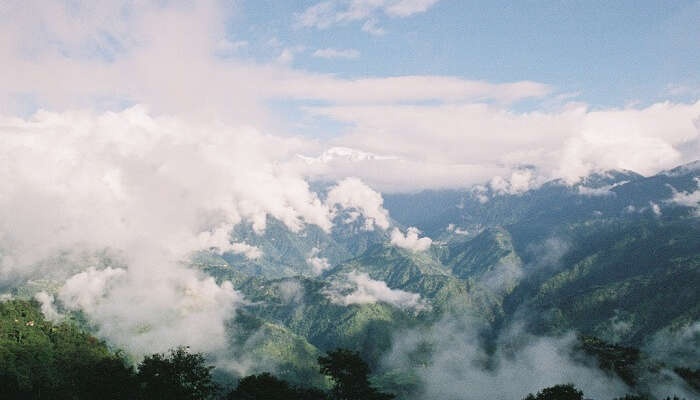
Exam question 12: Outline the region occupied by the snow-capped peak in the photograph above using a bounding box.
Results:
[298,147,398,164]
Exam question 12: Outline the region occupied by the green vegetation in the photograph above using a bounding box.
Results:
[0,299,136,399]
[522,383,583,400]
[137,347,218,400]
[0,300,218,399]
[226,372,327,400]
[318,349,394,400]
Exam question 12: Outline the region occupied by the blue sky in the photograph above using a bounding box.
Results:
[227,0,700,107]
[1,0,699,191]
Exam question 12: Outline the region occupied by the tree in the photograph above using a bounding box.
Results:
[227,372,327,400]
[522,383,583,400]
[136,346,218,400]
[318,349,394,400]
[228,372,295,400]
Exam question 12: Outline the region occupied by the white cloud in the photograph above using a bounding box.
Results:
[276,46,306,65]
[667,177,700,214]
[326,177,391,230]
[304,101,700,191]
[307,247,331,275]
[390,227,432,251]
[0,0,550,127]
[313,48,360,59]
[288,77,551,105]
[295,0,441,32]
[384,317,629,400]
[1,0,695,197]
[299,146,398,164]
[35,291,62,321]
[385,0,441,17]
[361,19,386,35]
[490,169,542,195]
[446,224,468,235]
[577,180,629,196]
[326,271,429,310]
[277,279,305,303]
[229,242,263,260]
[58,265,243,356]
[0,107,385,357]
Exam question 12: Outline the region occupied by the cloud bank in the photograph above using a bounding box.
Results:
[0,107,387,357]
[384,316,629,400]
[305,101,700,191]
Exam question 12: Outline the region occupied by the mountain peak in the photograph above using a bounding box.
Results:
[297,147,398,164]
[577,169,644,188]
[660,160,700,177]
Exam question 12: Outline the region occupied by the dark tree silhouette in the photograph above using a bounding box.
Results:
[522,383,583,400]
[136,346,218,400]
[227,372,327,400]
[318,349,394,400]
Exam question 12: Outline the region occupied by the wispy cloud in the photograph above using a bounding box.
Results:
[295,0,441,33]
[313,48,360,59]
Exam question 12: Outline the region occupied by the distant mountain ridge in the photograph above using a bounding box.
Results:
[8,160,699,398]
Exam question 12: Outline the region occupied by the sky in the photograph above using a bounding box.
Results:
[1,0,699,192]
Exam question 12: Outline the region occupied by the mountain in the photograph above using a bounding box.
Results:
[3,161,699,399]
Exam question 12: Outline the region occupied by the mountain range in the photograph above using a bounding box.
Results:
[7,161,700,399]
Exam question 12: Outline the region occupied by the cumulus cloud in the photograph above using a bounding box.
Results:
[326,177,391,230]
[390,227,432,251]
[313,48,360,59]
[325,271,429,310]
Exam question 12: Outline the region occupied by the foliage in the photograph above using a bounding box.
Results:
[0,300,219,399]
[318,349,394,400]
[673,367,700,392]
[522,383,583,400]
[577,336,641,385]
[227,372,327,400]
[136,346,218,400]
[0,299,135,400]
